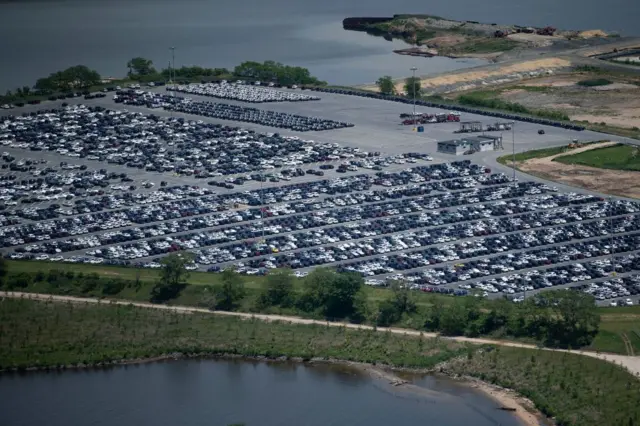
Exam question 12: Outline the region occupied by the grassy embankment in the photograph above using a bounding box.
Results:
[495,141,608,166]
[496,142,640,173]
[4,259,640,356]
[554,144,640,172]
[2,298,640,426]
[2,259,480,315]
[0,298,464,370]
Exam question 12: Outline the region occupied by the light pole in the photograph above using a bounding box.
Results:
[169,47,175,84]
[609,195,615,276]
[511,123,516,185]
[169,47,176,118]
[410,67,417,130]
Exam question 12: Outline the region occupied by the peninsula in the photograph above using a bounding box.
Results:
[343,14,613,59]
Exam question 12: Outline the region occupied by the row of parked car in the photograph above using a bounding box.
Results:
[115,90,354,132]
[0,154,150,208]
[70,186,615,261]
[1,105,363,178]
[306,87,585,131]
[239,209,638,273]
[167,82,320,103]
[1,161,502,250]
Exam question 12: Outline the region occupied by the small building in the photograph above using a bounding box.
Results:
[437,135,503,155]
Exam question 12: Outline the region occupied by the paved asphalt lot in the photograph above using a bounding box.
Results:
[2,90,639,306]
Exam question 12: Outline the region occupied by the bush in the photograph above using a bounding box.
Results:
[215,269,246,311]
[34,270,45,282]
[577,78,612,87]
[101,279,126,295]
[6,272,32,289]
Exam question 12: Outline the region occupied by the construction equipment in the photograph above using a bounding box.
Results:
[454,121,483,133]
[400,111,459,125]
[537,26,556,36]
[486,122,513,131]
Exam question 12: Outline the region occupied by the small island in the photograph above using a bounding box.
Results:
[343,14,611,59]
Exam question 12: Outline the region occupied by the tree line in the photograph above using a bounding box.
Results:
[148,254,600,348]
[375,75,421,97]
[0,57,327,104]
[0,254,600,349]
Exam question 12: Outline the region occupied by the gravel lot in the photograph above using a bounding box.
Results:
[2,88,639,306]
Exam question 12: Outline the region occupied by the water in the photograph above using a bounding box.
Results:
[1,0,639,91]
[0,359,523,426]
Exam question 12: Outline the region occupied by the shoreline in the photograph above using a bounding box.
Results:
[462,377,544,426]
[0,351,547,426]
[356,363,544,426]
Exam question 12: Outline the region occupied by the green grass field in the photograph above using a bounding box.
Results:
[496,146,569,165]
[589,305,640,355]
[554,144,640,172]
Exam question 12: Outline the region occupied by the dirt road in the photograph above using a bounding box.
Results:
[3,291,640,376]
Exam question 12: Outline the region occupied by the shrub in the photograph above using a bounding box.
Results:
[577,78,612,87]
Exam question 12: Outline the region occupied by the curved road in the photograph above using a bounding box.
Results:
[2,291,639,376]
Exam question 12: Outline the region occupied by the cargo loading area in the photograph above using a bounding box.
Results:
[1,83,640,306]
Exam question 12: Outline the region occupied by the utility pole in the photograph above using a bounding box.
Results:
[260,173,265,244]
[410,67,417,131]
[610,195,615,276]
[169,47,176,85]
[169,47,176,119]
[511,123,516,185]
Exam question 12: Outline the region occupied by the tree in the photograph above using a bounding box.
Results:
[404,76,421,98]
[374,281,416,327]
[34,65,101,92]
[297,268,363,319]
[232,61,326,86]
[390,281,416,314]
[150,252,194,303]
[161,66,229,80]
[215,269,246,311]
[0,257,7,282]
[351,287,372,323]
[259,269,294,308]
[376,75,396,95]
[537,290,600,347]
[376,299,401,326]
[439,301,467,335]
[127,57,157,78]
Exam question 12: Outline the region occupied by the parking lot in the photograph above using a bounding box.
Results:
[2,85,639,306]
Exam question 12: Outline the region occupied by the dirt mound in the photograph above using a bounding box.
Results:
[578,29,608,38]
[423,35,468,47]
[404,57,572,92]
